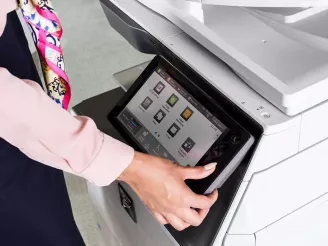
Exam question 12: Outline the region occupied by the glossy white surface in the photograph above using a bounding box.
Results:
[224,235,255,246]
[299,100,328,151]
[138,0,328,115]
[251,6,328,23]
[199,0,328,7]
[243,119,301,181]
[255,194,328,246]
[229,137,328,234]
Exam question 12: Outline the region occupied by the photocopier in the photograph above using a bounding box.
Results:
[73,1,328,245]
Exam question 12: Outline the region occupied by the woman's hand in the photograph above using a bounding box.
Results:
[119,152,218,231]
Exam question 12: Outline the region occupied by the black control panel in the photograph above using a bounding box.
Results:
[108,56,255,195]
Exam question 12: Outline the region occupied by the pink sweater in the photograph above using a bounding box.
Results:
[0,1,134,186]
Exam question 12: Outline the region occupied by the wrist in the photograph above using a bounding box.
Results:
[118,151,143,184]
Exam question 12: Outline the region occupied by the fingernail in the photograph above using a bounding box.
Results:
[204,163,217,170]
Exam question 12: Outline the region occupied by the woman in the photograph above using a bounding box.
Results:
[0,2,218,245]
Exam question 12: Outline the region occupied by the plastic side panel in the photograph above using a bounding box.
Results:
[93,209,122,246]
[244,121,301,181]
[255,193,328,246]
[88,181,109,215]
[87,182,154,246]
[299,100,328,151]
[88,182,177,246]
[212,182,249,246]
[229,137,328,234]
[118,182,178,246]
[224,235,255,246]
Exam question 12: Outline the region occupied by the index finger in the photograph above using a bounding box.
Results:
[188,189,218,209]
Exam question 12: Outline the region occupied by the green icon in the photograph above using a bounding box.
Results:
[167,94,179,107]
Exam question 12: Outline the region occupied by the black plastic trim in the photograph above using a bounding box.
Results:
[100,0,158,54]
[109,56,254,196]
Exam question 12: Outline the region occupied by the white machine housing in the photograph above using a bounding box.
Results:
[84,1,328,245]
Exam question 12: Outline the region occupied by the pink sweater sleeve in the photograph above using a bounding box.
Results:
[0,67,134,186]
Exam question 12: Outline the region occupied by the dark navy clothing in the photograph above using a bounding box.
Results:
[0,11,85,246]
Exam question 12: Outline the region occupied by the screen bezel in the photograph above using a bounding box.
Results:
[108,56,252,194]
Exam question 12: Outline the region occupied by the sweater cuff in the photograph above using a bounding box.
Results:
[82,133,135,186]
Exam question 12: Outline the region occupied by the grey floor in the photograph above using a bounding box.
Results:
[21,0,152,245]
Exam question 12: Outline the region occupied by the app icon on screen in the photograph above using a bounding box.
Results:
[141,97,153,110]
[181,138,196,153]
[167,94,179,107]
[167,123,180,137]
[127,118,141,133]
[154,82,166,95]
[154,109,166,123]
[181,107,194,121]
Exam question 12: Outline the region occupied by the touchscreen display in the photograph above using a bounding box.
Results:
[117,67,227,166]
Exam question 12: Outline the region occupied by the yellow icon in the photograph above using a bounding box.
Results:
[167,77,171,82]
[182,108,193,121]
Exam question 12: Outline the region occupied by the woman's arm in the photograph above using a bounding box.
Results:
[0,67,218,230]
[0,67,134,186]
